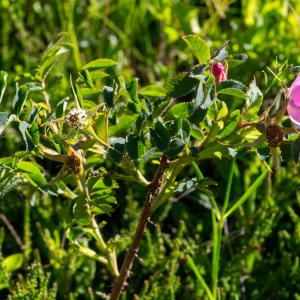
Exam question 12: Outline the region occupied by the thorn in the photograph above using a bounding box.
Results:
[134,254,144,265]
[148,218,158,227]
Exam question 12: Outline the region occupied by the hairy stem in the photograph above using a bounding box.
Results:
[110,155,168,300]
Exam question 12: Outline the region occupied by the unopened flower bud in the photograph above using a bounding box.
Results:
[211,63,227,84]
[65,108,87,129]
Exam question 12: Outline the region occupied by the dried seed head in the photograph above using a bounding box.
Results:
[266,124,284,148]
[65,108,87,129]
[65,151,83,174]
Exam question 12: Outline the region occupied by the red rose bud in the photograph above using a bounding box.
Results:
[211,63,227,84]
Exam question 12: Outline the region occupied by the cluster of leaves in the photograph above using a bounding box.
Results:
[1,1,300,299]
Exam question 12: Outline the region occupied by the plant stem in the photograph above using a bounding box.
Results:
[191,161,204,180]
[110,155,168,300]
[211,213,222,299]
[212,159,235,299]
[186,255,214,300]
[222,158,236,216]
[78,175,119,277]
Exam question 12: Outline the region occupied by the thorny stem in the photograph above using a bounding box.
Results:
[110,155,169,300]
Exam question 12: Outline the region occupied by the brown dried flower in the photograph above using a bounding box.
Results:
[266,124,284,148]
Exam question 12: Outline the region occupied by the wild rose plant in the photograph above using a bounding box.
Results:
[0,35,299,300]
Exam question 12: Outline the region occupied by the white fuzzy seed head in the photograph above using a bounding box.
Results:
[65,108,87,129]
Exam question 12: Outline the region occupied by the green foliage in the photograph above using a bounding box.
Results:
[1,1,300,299]
[8,261,57,300]
[183,35,211,63]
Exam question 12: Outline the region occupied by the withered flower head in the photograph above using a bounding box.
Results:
[65,146,84,174]
[65,108,87,129]
[266,124,284,148]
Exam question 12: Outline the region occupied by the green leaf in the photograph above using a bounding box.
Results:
[81,69,94,88]
[183,35,210,63]
[29,107,40,123]
[166,73,198,98]
[109,115,136,136]
[150,121,171,151]
[17,161,41,174]
[216,101,228,120]
[246,78,263,115]
[107,138,125,163]
[189,105,207,124]
[19,121,35,151]
[217,80,246,99]
[126,134,144,160]
[139,85,166,97]
[0,112,16,135]
[201,84,216,109]
[89,177,118,216]
[73,196,89,220]
[80,87,100,97]
[25,173,47,187]
[103,86,114,107]
[0,71,8,103]
[166,138,185,159]
[180,119,191,140]
[195,81,205,106]
[28,122,40,146]
[89,70,109,80]
[82,58,117,69]
[56,98,69,118]
[75,84,84,107]
[190,126,204,140]
[13,85,29,116]
[95,113,107,142]
[91,176,118,191]
[152,100,169,118]
[218,110,241,138]
[127,78,139,103]
[168,102,190,119]
[3,253,23,273]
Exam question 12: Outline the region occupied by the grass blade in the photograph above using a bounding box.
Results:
[186,255,214,300]
[224,168,268,218]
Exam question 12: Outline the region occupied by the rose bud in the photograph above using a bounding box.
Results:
[211,63,227,84]
[287,73,300,125]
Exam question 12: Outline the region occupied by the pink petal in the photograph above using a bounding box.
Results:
[290,84,300,107]
[211,63,227,84]
[287,99,300,125]
[290,73,300,91]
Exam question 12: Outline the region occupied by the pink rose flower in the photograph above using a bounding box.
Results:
[287,73,300,125]
[211,63,227,84]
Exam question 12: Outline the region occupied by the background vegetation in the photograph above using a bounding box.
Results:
[1,0,300,299]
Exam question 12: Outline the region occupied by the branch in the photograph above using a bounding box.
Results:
[0,213,24,250]
[110,155,168,300]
